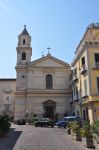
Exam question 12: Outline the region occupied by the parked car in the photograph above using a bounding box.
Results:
[34,118,54,127]
[17,119,26,125]
[56,116,81,128]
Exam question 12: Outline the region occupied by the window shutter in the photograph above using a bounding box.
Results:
[97,77,99,93]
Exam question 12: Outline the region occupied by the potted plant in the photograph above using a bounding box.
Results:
[69,121,81,141]
[80,122,94,148]
[92,120,99,149]
[24,113,30,125]
[66,122,72,135]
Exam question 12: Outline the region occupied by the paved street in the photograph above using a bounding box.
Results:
[0,125,94,150]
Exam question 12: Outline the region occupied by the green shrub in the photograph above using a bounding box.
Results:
[31,117,38,124]
[0,115,11,134]
[80,122,92,138]
[92,120,99,136]
[68,121,80,133]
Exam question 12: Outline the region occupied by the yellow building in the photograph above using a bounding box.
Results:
[70,23,99,124]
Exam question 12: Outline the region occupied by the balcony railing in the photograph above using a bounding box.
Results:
[94,62,99,69]
[68,80,73,86]
[69,98,73,103]
[81,91,88,98]
[73,74,78,82]
[73,95,79,101]
[2,110,12,114]
[80,65,87,74]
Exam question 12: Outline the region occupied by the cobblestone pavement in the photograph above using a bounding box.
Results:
[0,125,95,150]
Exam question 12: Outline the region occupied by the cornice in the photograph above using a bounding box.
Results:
[15,90,27,96]
[27,89,72,94]
[16,47,32,51]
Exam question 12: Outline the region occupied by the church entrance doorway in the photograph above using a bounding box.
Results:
[46,106,54,118]
[43,100,56,119]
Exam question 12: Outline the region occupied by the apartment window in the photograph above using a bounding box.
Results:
[77,110,79,116]
[84,79,87,95]
[6,96,9,103]
[81,57,85,65]
[4,104,10,113]
[74,68,77,74]
[73,85,76,96]
[95,53,99,68]
[70,73,72,80]
[97,77,99,93]
[86,107,89,122]
[76,86,78,98]
[95,53,99,62]
[83,109,86,121]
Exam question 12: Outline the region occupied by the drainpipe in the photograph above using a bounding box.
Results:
[79,60,83,124]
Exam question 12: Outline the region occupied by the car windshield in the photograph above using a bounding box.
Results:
[41,118,49,121]
[64,118,75,121]
[63,116,80,122]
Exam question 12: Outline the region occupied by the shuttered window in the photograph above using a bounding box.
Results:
[84,79,87,95]
[97,77,99,93]
[81,57,85,65]
[95,53,99,62]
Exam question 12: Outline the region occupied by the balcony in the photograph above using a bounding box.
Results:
[2,110,12,114]
[93,62,99,70]
[73,95,79,101]
[73,74,78,82]
[81,91,88,98]
[80,65,87,74]
[69,97,73,103]
[68,80,73,86]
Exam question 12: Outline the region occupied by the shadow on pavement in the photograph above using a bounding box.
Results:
[0,128,22,150]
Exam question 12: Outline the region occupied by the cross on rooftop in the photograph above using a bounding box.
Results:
[47,47,51,54]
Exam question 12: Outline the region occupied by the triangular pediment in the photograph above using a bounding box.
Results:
[29,54,70,68]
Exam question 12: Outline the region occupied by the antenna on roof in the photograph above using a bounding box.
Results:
[42,51,44,57]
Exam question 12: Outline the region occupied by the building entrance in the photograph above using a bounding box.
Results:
[43,100,56,119]
[46,106,54,118]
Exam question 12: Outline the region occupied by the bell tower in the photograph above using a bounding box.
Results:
[16,25,32,65]
[15,25,32,90]
[15,25,32,120]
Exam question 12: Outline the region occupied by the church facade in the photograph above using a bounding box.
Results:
[1,24,99,123]
[14,26,72,120]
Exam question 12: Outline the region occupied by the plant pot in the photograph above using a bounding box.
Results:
[94,139,99,150]
[82,136,94,148]
[71,130,74,136]
[67,128,71,134]
[0,133,7,138]
[26,122,29,125]
[73,132,82,141]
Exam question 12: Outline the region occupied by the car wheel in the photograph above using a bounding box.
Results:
[34,124,38,127]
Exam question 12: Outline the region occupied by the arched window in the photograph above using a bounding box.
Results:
[46,74,53,89]
[22,52,26,60]
[23,39,25,44]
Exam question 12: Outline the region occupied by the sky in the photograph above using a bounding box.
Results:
[0,0,99,78]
